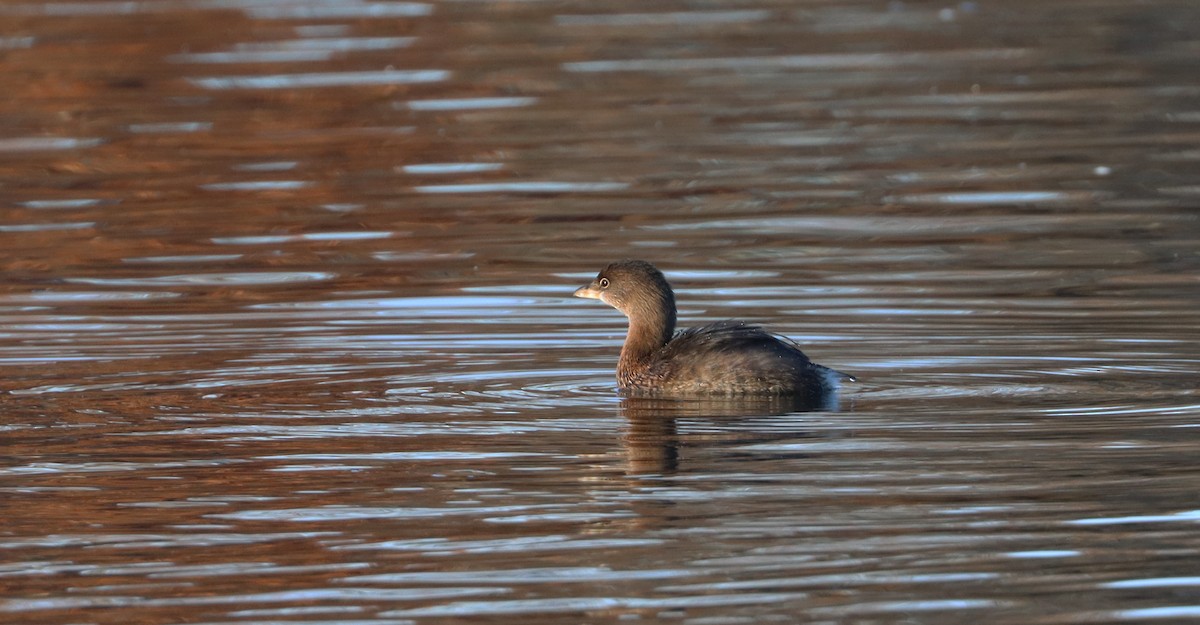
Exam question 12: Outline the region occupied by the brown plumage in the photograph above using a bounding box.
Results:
[574,260,852,398]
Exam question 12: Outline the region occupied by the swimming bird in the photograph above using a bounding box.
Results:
[574,260,852,398]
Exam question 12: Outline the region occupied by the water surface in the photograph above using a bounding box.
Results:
[1,1,1198,623]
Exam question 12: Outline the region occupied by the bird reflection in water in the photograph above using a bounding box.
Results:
[619,392,843,476]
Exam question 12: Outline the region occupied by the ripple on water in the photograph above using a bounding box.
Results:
[65,272,335,286]
[660,571,999,592]
[211,231,393,244]
[0,36,34,48]
[90,561,366,579]
[0,290,182,303]
[114,417,620,441]
[413,181,628,194]
[562,48,1031,72]
[1007,550,1082,559]
[371,251,475,262]
[0,137,101,151]
[249,295,546,315]
[207,503,573,523]
[1066,509,1200,526]
[555,10,771,26]
[171,49,336,63]
[402,96,539,111]
[0,587,505,614]
[1111,607,1200,620]
[401,162,505,174]
[127,122,212,134]
[332,535,665,555]
[0,531,336,550]
[123,254,244,263]
[556,269,780,282]
[257,452,550,462]
[0,4,429,18]
[642,213,1162,237]
[18,198,106,209]
[0,222,95,232]
[242,2,433,19]
[884,190,1098,205]
[232,161,298,171]
[379,593,809,618]
[1103,577,1200,589]
[189,69,448,90]
[169,36,416,64]
[200,180,314,191]
[344,566,693,584]
[809,599,1010,617]
[1,459,242,477]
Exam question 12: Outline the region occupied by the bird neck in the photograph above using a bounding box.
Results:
[617,304,676,380]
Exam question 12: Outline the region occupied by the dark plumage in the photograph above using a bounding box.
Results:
[574,260,852,397]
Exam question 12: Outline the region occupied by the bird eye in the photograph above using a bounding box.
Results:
[599,277,610,289]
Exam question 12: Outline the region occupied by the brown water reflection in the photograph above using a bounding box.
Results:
[2,1,1200,623]
[619,395,841,475]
